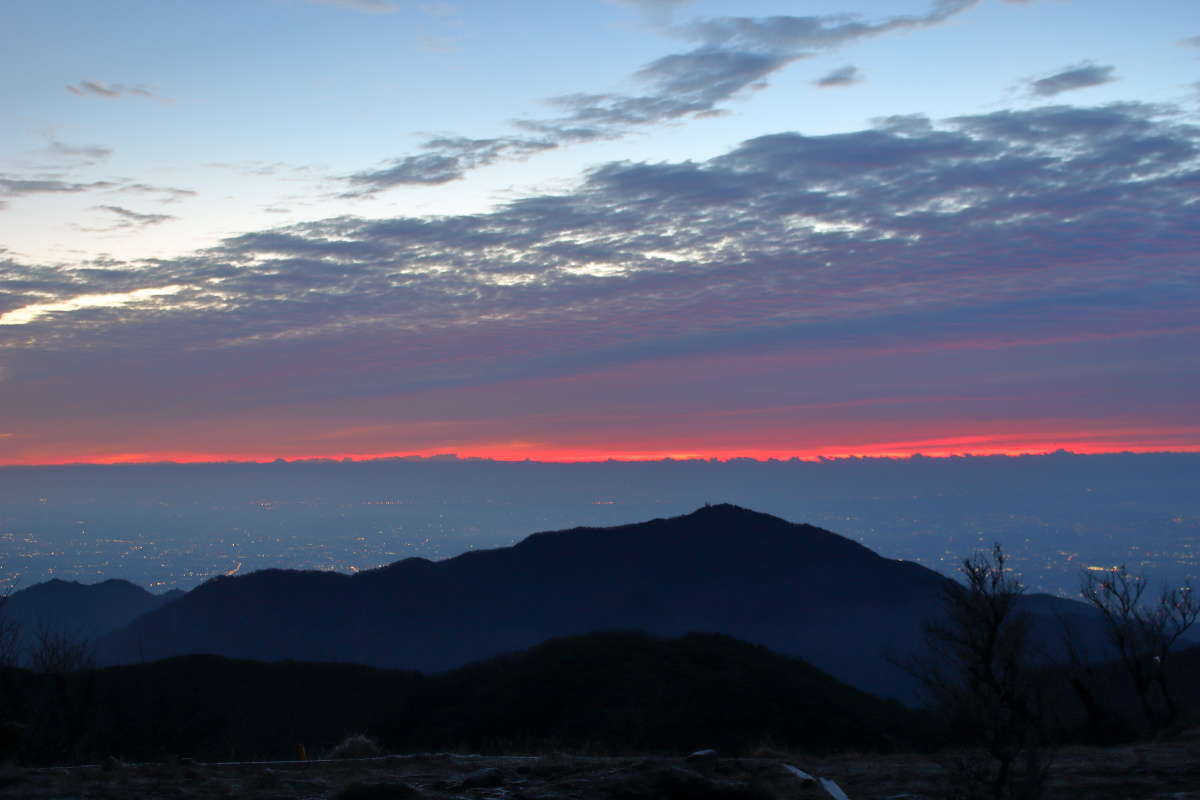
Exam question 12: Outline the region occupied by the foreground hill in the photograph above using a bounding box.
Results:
[10,631,926,764]
[93,504,1111,701]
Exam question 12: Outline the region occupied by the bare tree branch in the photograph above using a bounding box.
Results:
[1081,568,1199,733]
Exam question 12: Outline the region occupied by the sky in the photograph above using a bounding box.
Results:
[1,0,1198,465]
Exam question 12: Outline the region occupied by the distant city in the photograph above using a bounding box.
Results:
[1,453,1197,598]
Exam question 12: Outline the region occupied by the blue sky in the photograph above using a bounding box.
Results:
[1,0,1198,463]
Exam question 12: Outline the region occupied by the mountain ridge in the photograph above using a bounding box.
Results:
[87,505,958,699]
[0,504,1103,703]
[2,577,182,645]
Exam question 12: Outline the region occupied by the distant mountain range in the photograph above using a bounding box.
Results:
[1,504,1125,702]
[2,577,182,645]
[0,503,1079,701]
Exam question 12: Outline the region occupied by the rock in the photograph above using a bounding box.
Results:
[335,780,424,800]
[686,749,719,766]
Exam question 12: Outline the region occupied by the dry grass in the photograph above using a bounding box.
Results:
[0,735,1197,800]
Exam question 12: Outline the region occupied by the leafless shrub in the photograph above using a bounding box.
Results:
[327,733,384,760]
[0,599,18,672]
[1080,568,1199,734]
[27,621,94,676]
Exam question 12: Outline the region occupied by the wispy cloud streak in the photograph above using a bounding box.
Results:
[65,81,170,101]
[345,0,982,192]
[0,177,118,210]
[303,0,398,12]
[1028,62,1117,96]
[48,140,113,161]
[814,65,863,88]
[83,205,177,231]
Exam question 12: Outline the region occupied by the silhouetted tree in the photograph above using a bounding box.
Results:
[17,621,95,763]
[1081,568,1198,734]
[0,590,27,761]
[915,544,1052,800]
[0,591,17,670]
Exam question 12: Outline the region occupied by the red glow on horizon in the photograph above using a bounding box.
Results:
[6,432,1200,467]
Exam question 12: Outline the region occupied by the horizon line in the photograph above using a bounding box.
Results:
[5,446,1200,468]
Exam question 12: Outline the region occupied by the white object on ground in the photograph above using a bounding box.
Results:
[780,764,816,783]
[819,776,851,800]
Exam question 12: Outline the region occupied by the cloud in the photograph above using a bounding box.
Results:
[1179,35,1200,48]
[0,175,193,211]
[66,80,120,98]
[65,81,169,101]
[303,0,397,12]
[5,102,1196,404]
[344,0,984,193]
[114,183,198,203]
[612,0,697,24]
[3,101,1199,458]
[1028,62,1117,97]
[681,0,978,51]
[345,137,556,190]
[48,140,113,161]
[0,177,117,200]
[88,205,176,230]
[814,65,863,88]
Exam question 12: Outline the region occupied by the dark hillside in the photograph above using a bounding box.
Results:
[10,631,929,764]
[386,631,930,755]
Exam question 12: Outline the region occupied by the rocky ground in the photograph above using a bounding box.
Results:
[1,735,1198,800]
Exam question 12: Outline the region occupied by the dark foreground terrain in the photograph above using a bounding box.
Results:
[3,738,1199,800]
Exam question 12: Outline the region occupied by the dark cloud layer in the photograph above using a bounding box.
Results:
[1029,62,1117,96]
[345,0,981,192]
[3,102,1197,458]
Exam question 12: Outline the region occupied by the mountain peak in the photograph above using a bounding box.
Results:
[688,502,752,515]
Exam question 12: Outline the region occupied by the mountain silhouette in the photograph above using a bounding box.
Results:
[3,578,182,647]
[92,504,1101,700]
